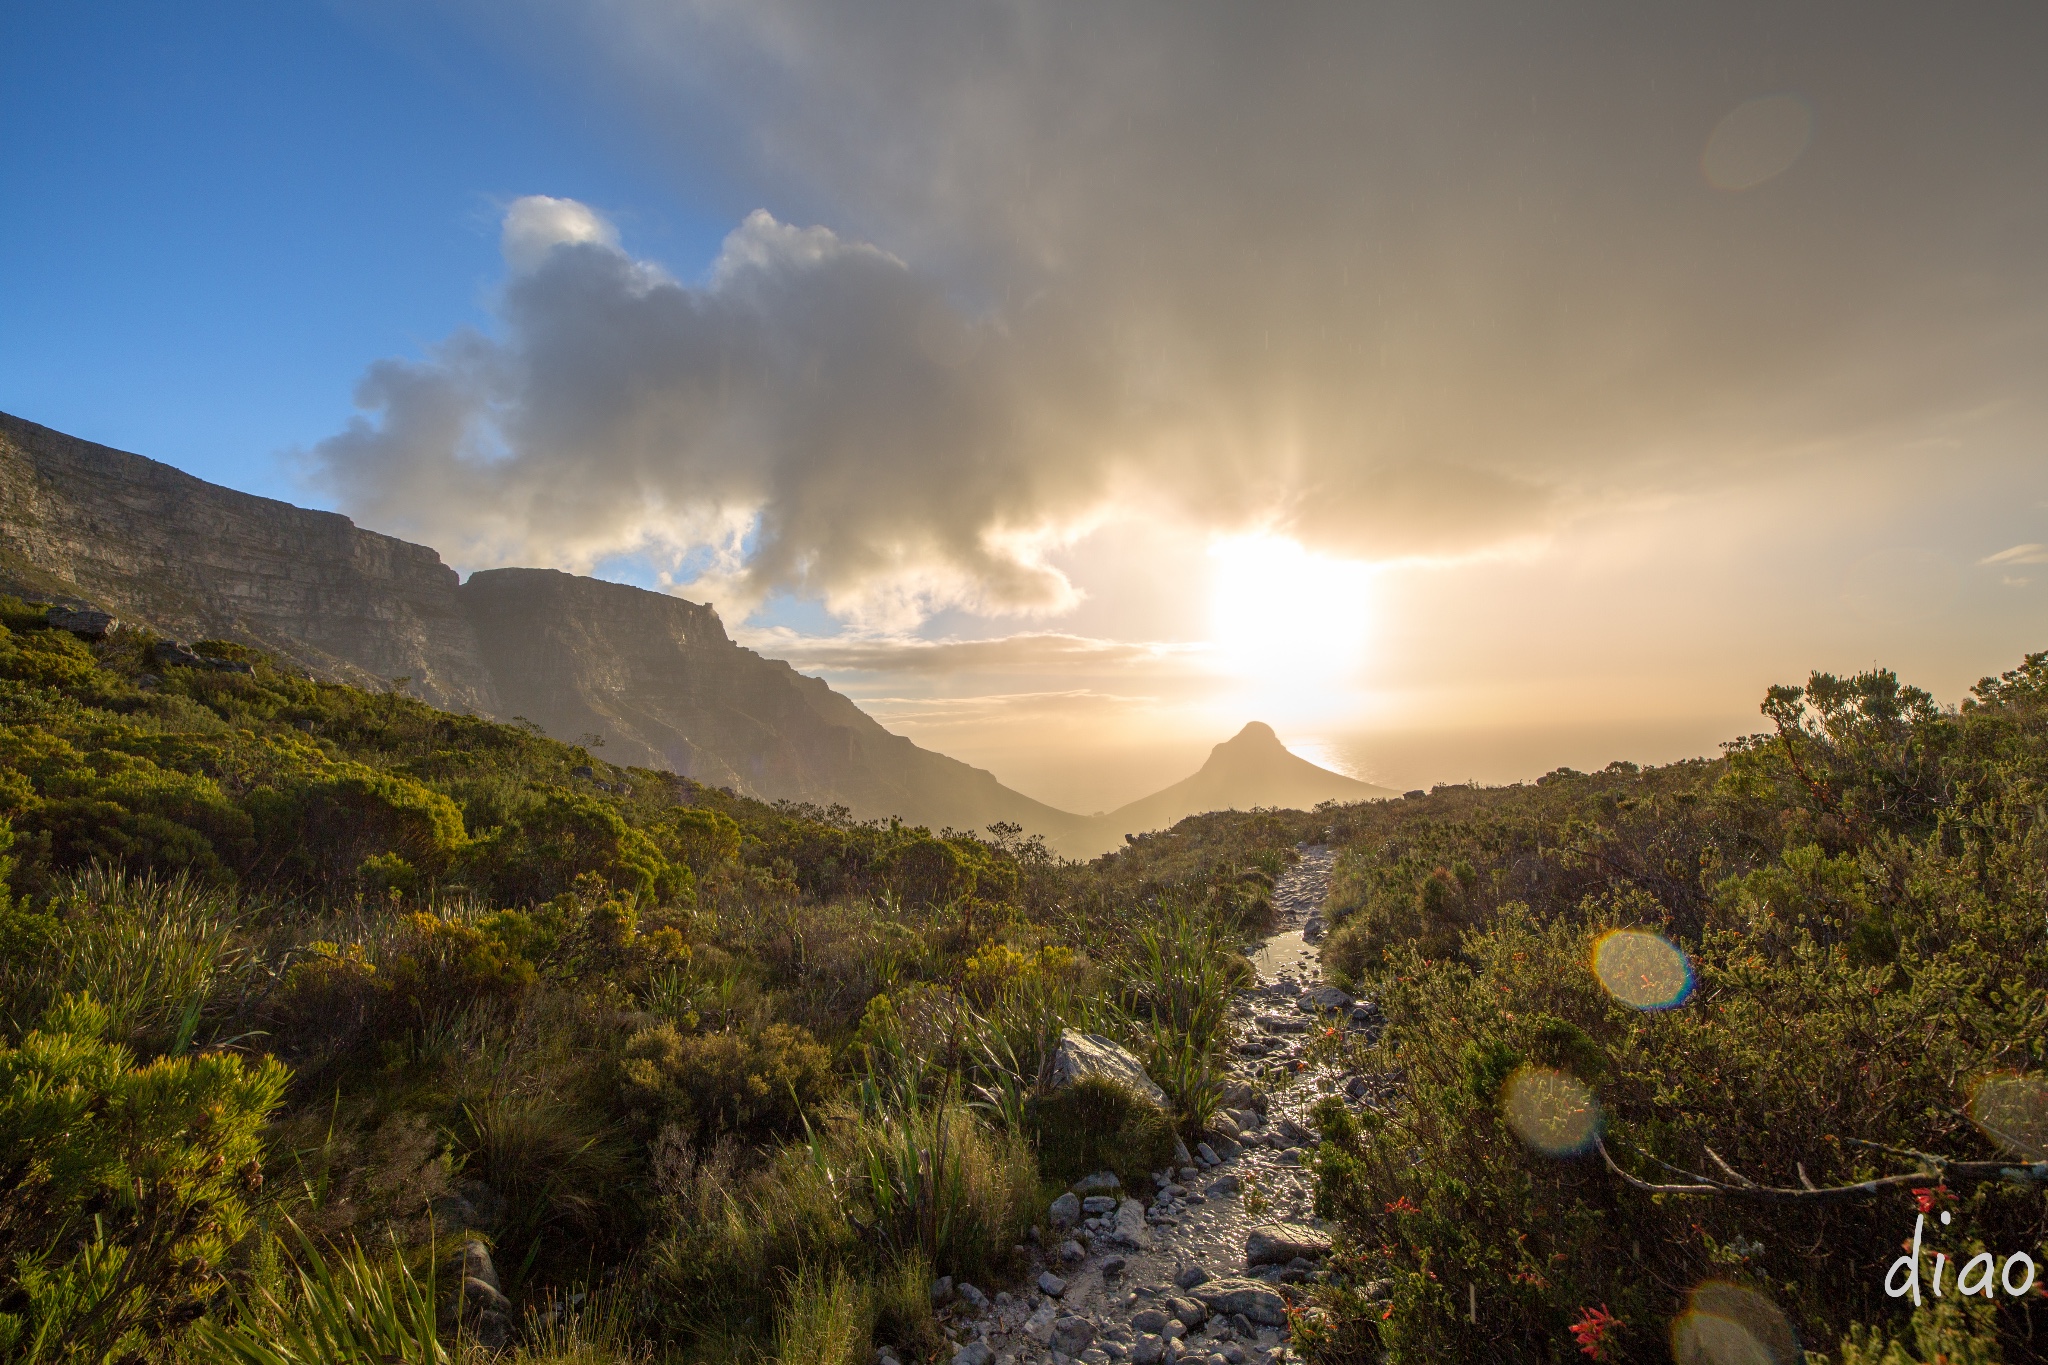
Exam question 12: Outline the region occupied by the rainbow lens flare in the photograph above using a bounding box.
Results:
[1502,1065,1600,1156]
[1591,928,1695,1010]
[1967,1074,2048,1162]
[1670,1282,1800,1365]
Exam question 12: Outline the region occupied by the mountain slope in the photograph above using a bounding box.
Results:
[0,411,1082,836]
[0,411,500,712]
[458,567,1086,835]
[1080,722,1394,848]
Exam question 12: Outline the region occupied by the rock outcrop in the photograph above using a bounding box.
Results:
[0,412,498,713]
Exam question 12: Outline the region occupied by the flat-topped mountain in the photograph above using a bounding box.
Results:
[0,412,1082,836]
[0,411,1389,851]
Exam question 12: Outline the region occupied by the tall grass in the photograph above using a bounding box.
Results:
[834,1100,1035,1284]
[1124,898,1241,1130]
[193,1225,446,1365]
[3,868,250,1053]
[769,1265,873,1365]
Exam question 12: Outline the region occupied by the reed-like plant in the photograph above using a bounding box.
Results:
[192,1224,446,1365]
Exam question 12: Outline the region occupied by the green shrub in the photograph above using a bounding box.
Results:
[0,995,288,1362]
[1027,1075,1176,1188]
[619,1021,835,1144]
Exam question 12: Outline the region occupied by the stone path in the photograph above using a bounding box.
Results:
[919,845,1388,1365]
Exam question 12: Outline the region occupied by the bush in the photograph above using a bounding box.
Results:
[1027,1075,1177,1188]
[0,995,288,1362]
[619,1021,835,1144]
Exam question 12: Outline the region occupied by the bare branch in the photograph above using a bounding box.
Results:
[1597,1138,2048,1204]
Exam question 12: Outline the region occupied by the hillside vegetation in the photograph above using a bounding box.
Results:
[0,600,1298,1364]
[0,594,2042,1364]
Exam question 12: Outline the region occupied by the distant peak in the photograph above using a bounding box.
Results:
[1228,721,1281,745]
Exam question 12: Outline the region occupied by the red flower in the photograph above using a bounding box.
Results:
[1912,1185,1951,1214]
[1384,1196,1419,1214]
[1570,1305,1620,1361]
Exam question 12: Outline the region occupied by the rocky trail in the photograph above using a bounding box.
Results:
[919,845,1386,1365]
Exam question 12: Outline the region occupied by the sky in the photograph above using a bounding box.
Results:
[5,2,2046,812]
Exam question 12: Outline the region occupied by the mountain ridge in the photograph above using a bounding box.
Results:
[0,411,1388,854]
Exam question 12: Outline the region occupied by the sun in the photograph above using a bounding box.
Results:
[1206,534,1374,718]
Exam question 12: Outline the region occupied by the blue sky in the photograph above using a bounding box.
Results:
[4,2,2043,808]
[0,2,729,504]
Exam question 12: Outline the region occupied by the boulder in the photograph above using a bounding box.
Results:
[1049,1030,1169,1108]
[1245,1223,1332,1267]
[1052,1316,1096,1355]
[1083,1195,1119,1215]
[1060,1238,1085,1264]
[449,1239,500,1292]
[1189,1277,1291,1327]
[1111,1197,1152,1249]
[1024,1300,1061,1343]
[1131,1308,1171,1333]
[1168,1295,1207,1327]
[1072,1170,1123,1196]
[958,1282,990,1312]
[1049,1192,1082,1228]
[1038,1271,1068,1298]
[1274,1117,1316,1147]
[1307,985,1354,1013]
[472,1309,511,1351]
[1195,1142,1220,1166]
[930,1275,955,1306]
[951,1345,995,1365]
[46,608,115,639]
[1176,1265,1212,1289]
[1130,1334,1168,1364]
[1207,1113,1242,1142]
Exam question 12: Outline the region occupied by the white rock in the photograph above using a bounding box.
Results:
[1049,1030,1170,1108]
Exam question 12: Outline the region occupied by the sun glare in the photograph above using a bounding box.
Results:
[1207,535,1374,719]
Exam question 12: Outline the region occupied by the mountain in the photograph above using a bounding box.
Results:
[0,411,499,711]
[0,411,1082,837]
[0,411,1391,851]
[1084,722,1396,843]
[456,566,1085,835]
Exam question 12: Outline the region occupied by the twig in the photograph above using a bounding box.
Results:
[1597,1138,2048,1203]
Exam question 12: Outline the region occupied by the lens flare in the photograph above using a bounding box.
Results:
[1670,1282,1800,1365]
[1502,1065,1600,1156]
[1591,929,1695,1010]
[1967,1074,2048,1161]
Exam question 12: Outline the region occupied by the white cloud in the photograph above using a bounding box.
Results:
[1981,543,2048,566]
[500,195,621,274]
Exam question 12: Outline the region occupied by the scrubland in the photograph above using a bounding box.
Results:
[0,596,2041,1363]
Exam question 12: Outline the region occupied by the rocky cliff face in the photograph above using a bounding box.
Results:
[0,412,1083,836]
[0,413,499,713]
[460,567,1085,832]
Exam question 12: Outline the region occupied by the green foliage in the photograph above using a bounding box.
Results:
[619,1020,834,1144]
[1307,655,2048,1363]
[0,601,1372,1358]
[1027,1075,1177,1188]
[0,995,287,1362]
[192,1224,447,1365]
